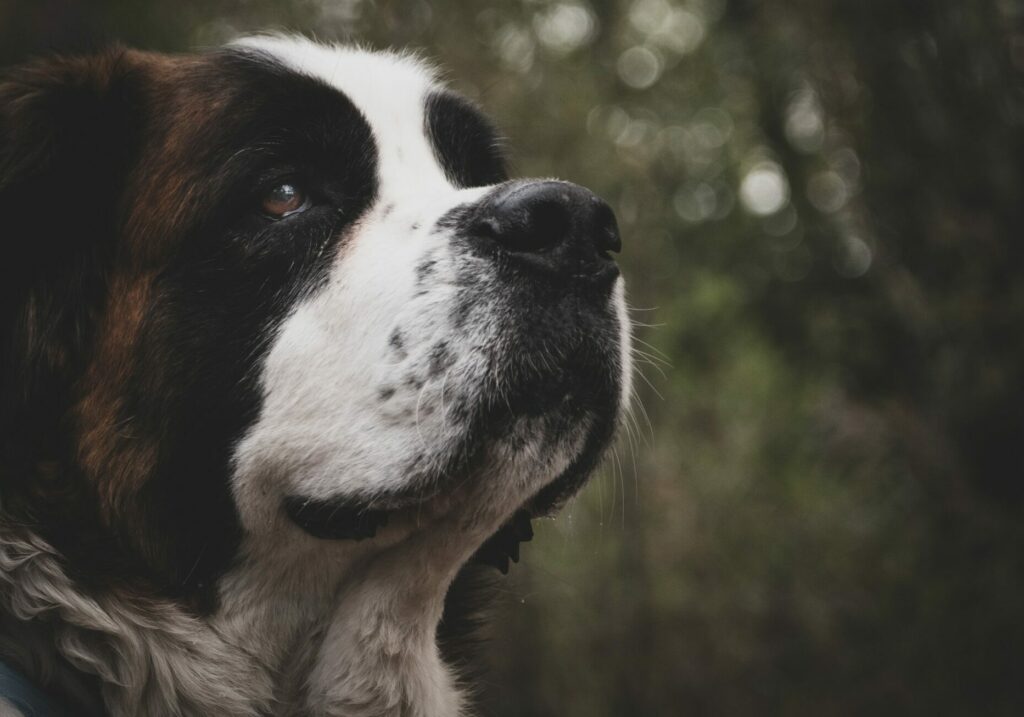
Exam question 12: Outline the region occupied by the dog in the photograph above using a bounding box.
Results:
[0,35,631,716]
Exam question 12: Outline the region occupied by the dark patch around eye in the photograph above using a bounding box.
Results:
[117,48,381,607]
[425,90,508,188]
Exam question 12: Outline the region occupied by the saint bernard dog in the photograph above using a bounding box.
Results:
[0,35,631,716]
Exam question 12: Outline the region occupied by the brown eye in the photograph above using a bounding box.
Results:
[261,183,308,218]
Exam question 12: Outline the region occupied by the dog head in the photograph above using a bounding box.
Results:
[0,36,631,608]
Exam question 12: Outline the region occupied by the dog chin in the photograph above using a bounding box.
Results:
[260,276,624,547]
[279,381,598,546]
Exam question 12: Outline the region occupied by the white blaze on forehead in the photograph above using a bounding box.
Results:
[234,35,453,200]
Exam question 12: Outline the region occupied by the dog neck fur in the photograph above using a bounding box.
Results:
[0,516,271,716]
[0,421,578,715]
[0,452,563,716]
[0,510,474,717]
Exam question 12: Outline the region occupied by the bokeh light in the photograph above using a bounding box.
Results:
[739,162,790,216]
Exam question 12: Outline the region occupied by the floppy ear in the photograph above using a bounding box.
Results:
[0,49,140,465]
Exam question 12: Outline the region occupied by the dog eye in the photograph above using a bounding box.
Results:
[261,183,309,219]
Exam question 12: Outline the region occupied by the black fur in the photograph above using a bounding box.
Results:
[425,90,508,188]
[0,48,379,609]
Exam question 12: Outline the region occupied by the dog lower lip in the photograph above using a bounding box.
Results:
[283,496,390,540]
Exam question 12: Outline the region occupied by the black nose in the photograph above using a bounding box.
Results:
[473,181,621,280]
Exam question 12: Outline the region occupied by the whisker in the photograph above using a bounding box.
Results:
[633,365,664,401]
[629,385,655,444]
[631,336,671,363]
[632,354,669,380]
[631,346,671,368]
[413,375,434,452]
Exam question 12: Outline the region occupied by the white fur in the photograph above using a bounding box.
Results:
[225,37,625,716]
[232,36,497,524]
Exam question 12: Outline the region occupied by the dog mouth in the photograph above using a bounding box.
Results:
[279,198,628,568]
[283,492,537,573]
[283,496,392,541]
[280,301,625,568]
[280,348,619,573]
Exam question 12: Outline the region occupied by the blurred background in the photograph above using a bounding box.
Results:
[3,0,1023,714]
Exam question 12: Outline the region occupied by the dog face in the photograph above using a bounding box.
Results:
[0,37,630,607]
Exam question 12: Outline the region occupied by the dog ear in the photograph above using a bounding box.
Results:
[0,49,141,463]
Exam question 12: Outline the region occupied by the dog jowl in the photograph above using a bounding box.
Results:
[0,36,632,716]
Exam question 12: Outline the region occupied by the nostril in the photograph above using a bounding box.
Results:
[526,198,571,253]
[472,180,621,282]
[592,201,622,255]
[479,185,573,255]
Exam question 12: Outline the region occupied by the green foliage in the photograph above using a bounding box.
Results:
[3,0,1022,713]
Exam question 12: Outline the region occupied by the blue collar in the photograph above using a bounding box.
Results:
[0,660,74,717]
